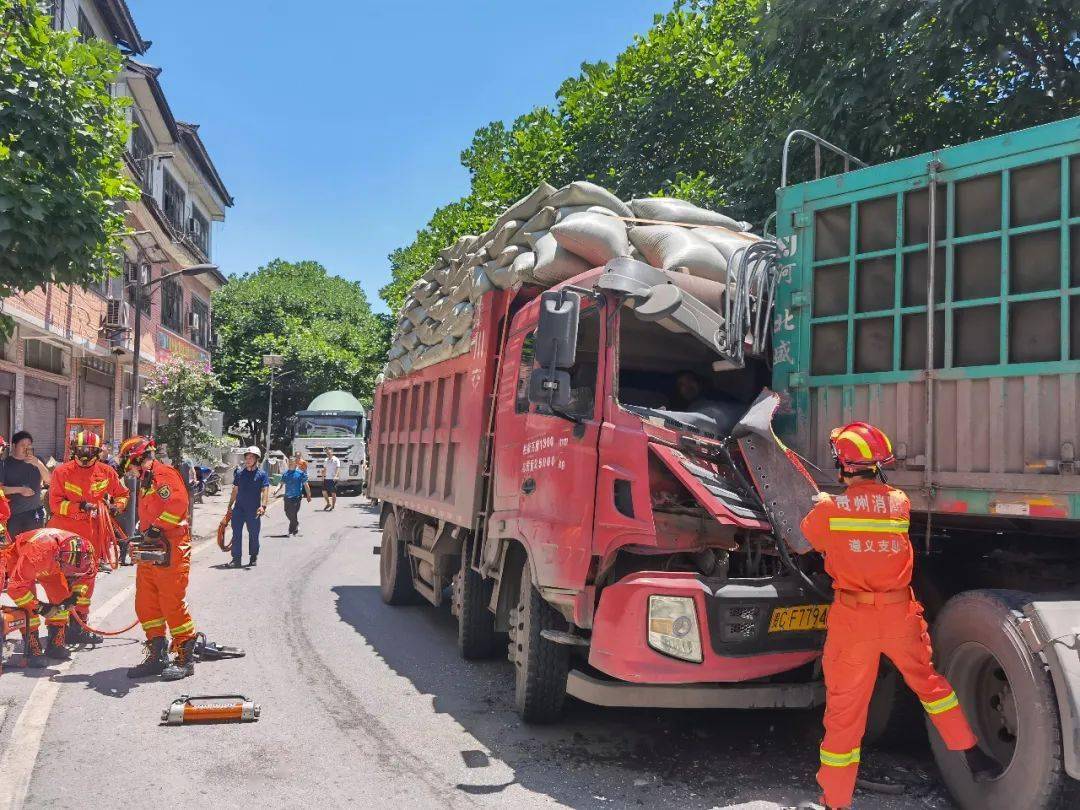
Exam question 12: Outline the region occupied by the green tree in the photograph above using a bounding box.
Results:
[212,259,390,447]
[0,0,138,323]
[142,358,221,464]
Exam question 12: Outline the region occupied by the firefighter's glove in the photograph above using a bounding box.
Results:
[146,525,163,541]
[38,603,61,620]
[109,503,123,517]
[60,594,78,610]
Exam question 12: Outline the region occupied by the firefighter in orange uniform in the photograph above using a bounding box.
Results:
[0,435,11,532]
[2,528,97,666]
[798,422,1001,809]
[119,436,197,680]
[47,430,128,644]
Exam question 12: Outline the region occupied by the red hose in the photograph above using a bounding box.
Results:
[70,609,139,637]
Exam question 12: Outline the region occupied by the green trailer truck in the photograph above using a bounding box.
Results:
[771,117,1080,809]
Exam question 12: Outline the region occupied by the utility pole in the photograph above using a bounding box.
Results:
[262,355,285,452]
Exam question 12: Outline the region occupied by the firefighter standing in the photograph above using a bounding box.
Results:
[1,528,96,666]
[47,430,129,644]
[799,422,1001,809]
[119,436,197,681]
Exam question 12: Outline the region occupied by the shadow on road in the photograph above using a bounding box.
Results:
[330,582,934,809]
[55,665,144,698]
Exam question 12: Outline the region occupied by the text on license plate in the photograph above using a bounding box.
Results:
[768,604,829,632]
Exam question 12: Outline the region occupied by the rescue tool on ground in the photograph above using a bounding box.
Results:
[796,422,1002,809]
[161,694,260,725]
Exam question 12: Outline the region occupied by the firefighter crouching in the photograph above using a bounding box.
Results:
[118,436,197,681]
[1,528,96,666]
[798,422,1002,810]
[46,430,129,644]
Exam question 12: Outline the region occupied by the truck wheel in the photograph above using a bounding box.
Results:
[454,540,497,659]
[379,512,418,606]
[508,564,568,723]
[930,589,1078,810]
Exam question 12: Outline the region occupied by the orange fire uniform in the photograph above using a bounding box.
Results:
[800,481,977,809]
[4,528,96,637]
[48,459,129,561]
[0,486,11,533]
[134,462,195,648]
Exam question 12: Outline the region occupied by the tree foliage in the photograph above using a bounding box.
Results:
[211,259,390,448]
[142,358,221,464]
[0,0,137,312]
[381,0,1077,312]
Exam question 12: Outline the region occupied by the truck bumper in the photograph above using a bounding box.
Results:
[566,669,824,709]
[588,571,823,684]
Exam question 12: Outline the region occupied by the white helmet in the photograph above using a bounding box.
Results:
[244,446,263,459]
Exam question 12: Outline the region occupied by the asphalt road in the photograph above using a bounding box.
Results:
[0,493,958,809]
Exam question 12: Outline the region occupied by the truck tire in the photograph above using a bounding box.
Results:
[454,540,497,659]
[509,563,569,723]
[379,512,418,605]
[930,589,1078,810]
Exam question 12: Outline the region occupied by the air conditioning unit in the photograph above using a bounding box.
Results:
[187,311,200,330]
[103,299,131,329]
[125,262,149,285]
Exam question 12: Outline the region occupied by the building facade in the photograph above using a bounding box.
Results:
[0,0,233,461]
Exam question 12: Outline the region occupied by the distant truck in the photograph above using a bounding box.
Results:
[290,390,369,494]
[370,118,1080,810]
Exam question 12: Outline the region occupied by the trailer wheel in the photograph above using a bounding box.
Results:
[379,511,418,605]
[930,589,1078,810]
[508,563,568,723]
[454,540,497,660]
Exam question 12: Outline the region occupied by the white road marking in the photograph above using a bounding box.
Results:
[0,537,215,810]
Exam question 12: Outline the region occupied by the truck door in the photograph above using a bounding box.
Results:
[497,303,605,591]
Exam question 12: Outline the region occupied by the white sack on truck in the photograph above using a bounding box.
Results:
[405,304,429,327]
[530,231,592,285]
[493,243,526,268]
[630,197,750,231]
[548,181,634,218]
[551,211,631,267]
[489,219,523,254]
[692,226,761,262]
[629,225,728,281]
[490,182,557,233]
[446,302,475,338]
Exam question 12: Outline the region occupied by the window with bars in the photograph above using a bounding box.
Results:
[189,205,210,257]
[161,170,186,233]
[77,9,95,40]
[161,278,184,333]
[190,297,210,347]
[131,121,154,193]
[808,156,1080,378]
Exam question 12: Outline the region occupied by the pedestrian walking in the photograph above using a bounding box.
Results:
[797,422,1000,810]
[321,448,340,511]
[1,431,52,536]
[293,451,307,473]
[225,446,269,567]
[274,456,311,535]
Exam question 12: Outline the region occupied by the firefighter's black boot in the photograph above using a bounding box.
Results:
[965,745,1003,782]
[44,624,72,660]
[118,540,131,566]
[127,637,169,678]
[22,629,48,668]
[67,616,103,645]
[161,637,196,681]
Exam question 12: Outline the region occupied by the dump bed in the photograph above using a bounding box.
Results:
[369,290,510,527]
[773,117,1080,520]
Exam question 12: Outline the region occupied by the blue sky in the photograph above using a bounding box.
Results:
[129,1,669,311]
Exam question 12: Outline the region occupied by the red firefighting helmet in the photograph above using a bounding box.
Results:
[71,430,103,463]
[119,435,156,472]
[829,421,895,472]
[58,534,95,578]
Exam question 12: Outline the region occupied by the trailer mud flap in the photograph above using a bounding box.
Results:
[1021,601,1080,780]
[732,390,820,555]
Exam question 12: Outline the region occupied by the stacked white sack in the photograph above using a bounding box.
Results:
[382,181,758,380]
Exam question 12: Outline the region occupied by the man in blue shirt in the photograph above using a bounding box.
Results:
[274,454,311,536]
[226,447,270,568]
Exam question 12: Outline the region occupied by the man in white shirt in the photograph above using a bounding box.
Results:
[322,449,340,511]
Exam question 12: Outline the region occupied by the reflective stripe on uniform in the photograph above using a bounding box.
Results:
[171,620,195,636]
[828,518,910,533]
[12,591,35,606]
[72,583,89,594]
[63,481,84,496]
[819,747,861,767]
[141,617,166,630]
[922,692,960,715]
[76,598,92,606]
[159,511,183,525]
[59,500,72,516]
[91,480,109,493]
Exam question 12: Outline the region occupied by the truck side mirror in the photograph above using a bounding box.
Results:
[528,291,581,410]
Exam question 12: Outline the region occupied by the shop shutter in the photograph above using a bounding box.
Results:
[23,394,58,462]
[82,381,113,439]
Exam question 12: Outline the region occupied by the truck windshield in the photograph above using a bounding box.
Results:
[615,309,768,438]
[296,415,361,437]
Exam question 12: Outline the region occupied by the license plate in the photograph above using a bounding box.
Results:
[768,604,829,632]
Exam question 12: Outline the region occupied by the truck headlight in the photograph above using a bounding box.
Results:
[647,595,703,663]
